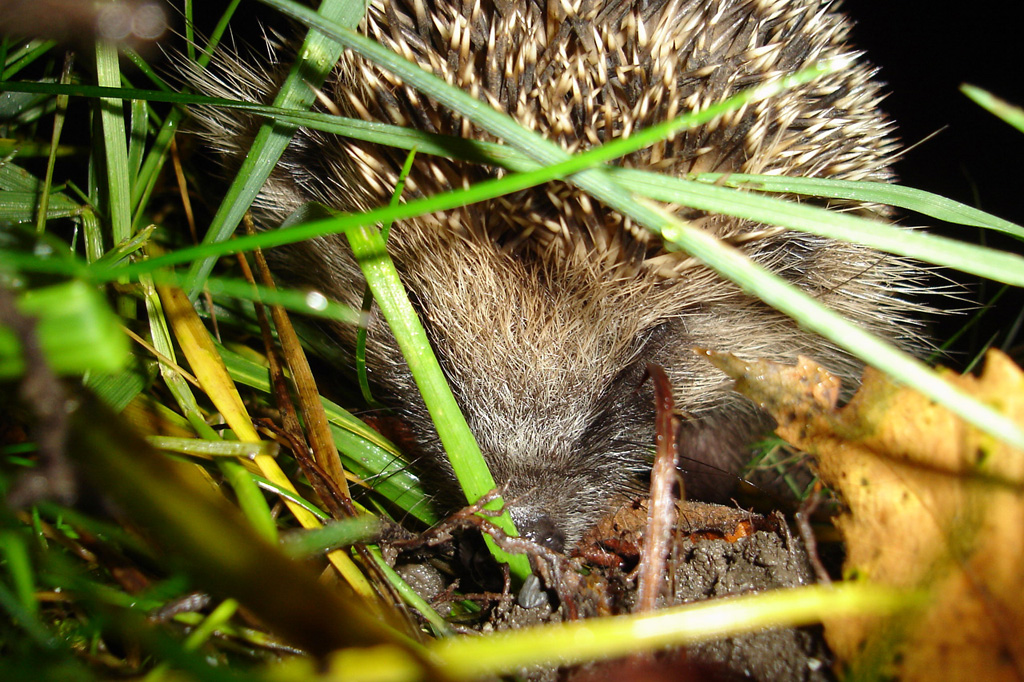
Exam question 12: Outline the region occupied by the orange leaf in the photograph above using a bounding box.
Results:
[708,349,1024,681]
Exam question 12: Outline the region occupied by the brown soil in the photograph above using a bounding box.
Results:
[388,499,834,681]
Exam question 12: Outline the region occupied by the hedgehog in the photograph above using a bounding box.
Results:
[185,0,928,550]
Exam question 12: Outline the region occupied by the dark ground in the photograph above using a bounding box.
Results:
[402,500,834,681]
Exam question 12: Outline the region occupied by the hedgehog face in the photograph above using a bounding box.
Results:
[362,231,667,548]
[348,225,784,548]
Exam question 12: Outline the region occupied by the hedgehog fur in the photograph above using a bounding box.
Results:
[186,0,930,549]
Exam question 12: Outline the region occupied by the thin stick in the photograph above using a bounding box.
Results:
[636,364,681,613]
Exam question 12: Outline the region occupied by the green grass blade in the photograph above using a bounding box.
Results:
[93,41,132,247]
[615,171,1024,286]
[3,79,1017,242]
[0,280,130,378]
[658,213,1024,450]
[962,84,1024,134]
[346,223,531,578]
[181,0,367,299]
[683,172,1024,237]
[217,343,439,525]
[432,583,921,677]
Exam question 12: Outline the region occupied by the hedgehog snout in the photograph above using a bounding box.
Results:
[508,507,567,553]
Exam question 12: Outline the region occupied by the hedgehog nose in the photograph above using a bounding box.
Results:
[512,510,566,553]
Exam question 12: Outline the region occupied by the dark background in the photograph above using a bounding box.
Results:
[844,1,1024,226]
[843,1,1024,361]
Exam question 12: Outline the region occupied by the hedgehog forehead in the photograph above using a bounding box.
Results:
[399,228,655,362]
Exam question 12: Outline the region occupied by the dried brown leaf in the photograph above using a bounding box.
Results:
[707,349,1024,681]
